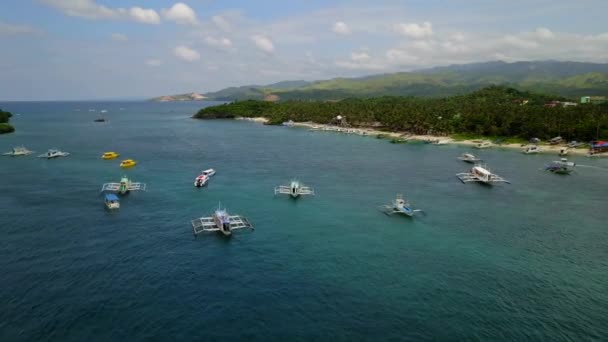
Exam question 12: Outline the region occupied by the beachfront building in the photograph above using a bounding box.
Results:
[581,96,607,105]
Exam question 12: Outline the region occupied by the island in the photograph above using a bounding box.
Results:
[150,92,207,102]
[0,108,15,134]
[193,86,608,150]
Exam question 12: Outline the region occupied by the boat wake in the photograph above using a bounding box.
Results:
[576,164,608,171]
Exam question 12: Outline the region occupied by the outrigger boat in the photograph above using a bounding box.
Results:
[274,180,314,198]
[458,153,482,163]
[457,164,510,185]
[3,146,34,156]
[523,145,541,154]
[380,194,423,217]
[104,193,120,210]
[101,175,146,195]
[191,204,253,237]
[545,158,576,174]
[38,149,70,159]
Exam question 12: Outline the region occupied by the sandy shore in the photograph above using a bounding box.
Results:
[288,121,592,156]
[235,116,269,123]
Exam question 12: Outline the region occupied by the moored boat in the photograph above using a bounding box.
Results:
[458,153,482,163]
[474,141,492,149]
[102,151,119,160]
[3,146,34,156]
[120,159,137,168]
[545,158,576,174]
[523,145,541,154]
[38,149,70,159]
[194,174,209,187]
[104,193,120,210]
[201,168,216,177]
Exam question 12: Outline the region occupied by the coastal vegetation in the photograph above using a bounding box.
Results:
[194,86,608,142]
[0,109,15,134]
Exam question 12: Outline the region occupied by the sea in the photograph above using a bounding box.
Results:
[0,101,607,341]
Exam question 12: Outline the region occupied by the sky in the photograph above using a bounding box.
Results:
[1,0,608,100]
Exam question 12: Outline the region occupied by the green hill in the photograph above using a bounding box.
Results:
[205,61,608,101]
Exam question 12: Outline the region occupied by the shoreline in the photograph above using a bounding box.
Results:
[234,117,601,157]
[287,122,594,156]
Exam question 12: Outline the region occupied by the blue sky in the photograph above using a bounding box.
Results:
[1,0,608,100]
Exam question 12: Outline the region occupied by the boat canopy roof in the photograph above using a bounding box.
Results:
[592,141,608,148]
[105,194,119,201]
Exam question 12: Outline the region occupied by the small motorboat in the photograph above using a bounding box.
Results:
[38,149,70,159]
[523,145,541,154]
[94,118,106,122]
[559,147,569,156]
[104,193,120,210]
[102,152,119,160]
[194,174,209,187]
[545,158,575,174]
[458,153,482,163]
[380,194,423,217]
[3,146,34,156]
[201,168,216,177]
[120,159,137,168]
[474,142,492,149]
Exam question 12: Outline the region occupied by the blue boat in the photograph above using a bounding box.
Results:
[104,193,120,210]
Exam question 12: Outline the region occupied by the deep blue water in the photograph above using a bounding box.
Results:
[1,101,607,341]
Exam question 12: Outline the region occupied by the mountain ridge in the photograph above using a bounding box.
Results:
[150,60,608,102]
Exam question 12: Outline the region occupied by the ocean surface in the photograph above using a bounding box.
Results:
[1,101,607,341]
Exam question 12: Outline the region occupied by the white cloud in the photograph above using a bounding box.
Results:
[41,0,119,19]
[212,15,231,32]
[145,59,162,67]
[162,3,198,25]
[332,21,351,35]
[503,34,539,49]
[394,21,433,39]
[111,33,128,41]
[204,36,233,50]
[535,27,554,39]
[174,45,200,62]
[129,7,160,24]
[351,51,370,62]
[0,21,41,35]
[251,35,275,54]
[42,0,159,24]
[386,49,419,64]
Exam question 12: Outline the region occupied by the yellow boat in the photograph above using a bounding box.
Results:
[102,152,120,160]
[120,159,137,168]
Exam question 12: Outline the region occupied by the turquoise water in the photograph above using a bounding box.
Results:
[1,101,607,341]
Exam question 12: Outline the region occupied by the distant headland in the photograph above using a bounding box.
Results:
[151,60,608,102]
[0,108,15,134]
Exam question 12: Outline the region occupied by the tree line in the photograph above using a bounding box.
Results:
[0,108,15,134]
[194,86,608,141]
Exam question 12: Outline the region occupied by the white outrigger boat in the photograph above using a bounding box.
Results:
[545,158,576,175]
[522,145,541,154]
[3,146,34,156]
[38,149,70,159]
[380,194,423,217]
[274,180,314,198]
[457,164,510,185]
[458,153,482,163]
[101,175,146,195]
[191,204,253,236]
